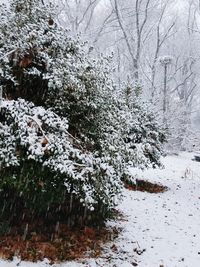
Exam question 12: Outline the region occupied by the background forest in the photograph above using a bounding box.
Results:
[53,0,200,151]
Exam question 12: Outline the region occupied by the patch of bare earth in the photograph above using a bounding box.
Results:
[124,179,168,193]
[0,221,120,263]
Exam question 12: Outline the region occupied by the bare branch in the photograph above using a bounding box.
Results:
[114,0,135,62]
[170,72,193,94]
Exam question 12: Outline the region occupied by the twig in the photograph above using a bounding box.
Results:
[27,115,50,144]
[0,48,18,61]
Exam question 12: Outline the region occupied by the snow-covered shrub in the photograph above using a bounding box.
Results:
[98,86,166,183]
[0,99,121,220]
[0,0,123,222]
[123,96,166,169]
[0,0,114,151]
[0,0,166,223]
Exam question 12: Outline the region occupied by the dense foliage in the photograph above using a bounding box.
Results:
[0,0,166,225]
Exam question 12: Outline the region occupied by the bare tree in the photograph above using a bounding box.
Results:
[113,0,152,85]
[149,2,176,99]
[54,0,100,33]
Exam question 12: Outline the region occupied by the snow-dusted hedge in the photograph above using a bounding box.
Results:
[0,99,121,212]
[98,90,166,184]
[0,0,166,223]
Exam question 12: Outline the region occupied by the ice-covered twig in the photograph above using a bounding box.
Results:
[26,115,50,144]
[0,48,18,61]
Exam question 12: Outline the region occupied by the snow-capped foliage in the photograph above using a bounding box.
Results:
[0,0,115,149]
[0,98,121,212]
[98,86,166,183]
[0,0,166,222]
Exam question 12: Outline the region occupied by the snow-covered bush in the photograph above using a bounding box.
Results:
[0,0,166,223]
[0,0,113,150]
[0,0,124,222]
[0,99,121,220]
[98,86,166,183]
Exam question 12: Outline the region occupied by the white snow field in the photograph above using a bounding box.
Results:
[1,152,200,267]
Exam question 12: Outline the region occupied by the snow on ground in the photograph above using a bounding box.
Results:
[1,152,200,267]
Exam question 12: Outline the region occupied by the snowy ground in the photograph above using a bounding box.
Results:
[1,152,200,267]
